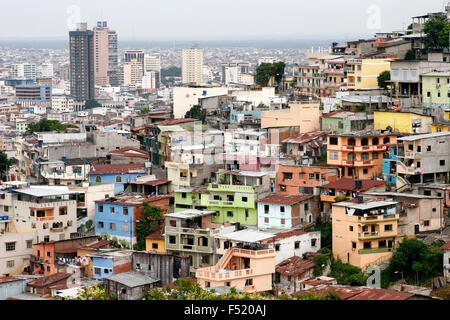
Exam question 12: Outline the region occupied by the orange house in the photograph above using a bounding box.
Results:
[276,165,340,217]
[327,131,399,179]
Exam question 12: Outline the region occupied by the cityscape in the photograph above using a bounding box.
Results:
[0,0,450,304]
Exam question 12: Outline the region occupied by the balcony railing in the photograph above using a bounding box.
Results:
[51,227,64,233]
[358,214,399,223]
[358,247,393,254]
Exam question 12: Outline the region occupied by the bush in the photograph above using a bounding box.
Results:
[329,259,368,286]
[312,255,329,276]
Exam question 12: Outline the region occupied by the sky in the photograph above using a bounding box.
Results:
[0,0,447,41]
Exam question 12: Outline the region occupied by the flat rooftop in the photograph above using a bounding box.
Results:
[333,200,398,210]
[221,229,275,243]
[165,209,217,219]
[14,186,82,197]
[397,131,450,141]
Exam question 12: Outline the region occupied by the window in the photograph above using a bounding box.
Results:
[201,255,210,264]
[426,145,431,152]
[44,236,50,243]
[349,226,353,232]
[205,281,211,288]
[424,220,430,226]
[281,218,285,225]
[94,267,101,275]
[372,152,378,160]
[95,176,102,183]
[440,160,446,166]
[226,195,234,202]
[123,224,128,232]
[6,242,15,251]
[98,221,104,228]
[427,91,431,97]
[226,211,233,217]
[275,244,280,251]
[329,137,338,145]
[384,224,393,231]
[110,223,116,230]
[311,239,317,247]
[280,206,285,213]
[123,207,128,215]
[361,138,368,146]
[329,152,338,160]
[338,122,344,129]
[169,236,176,244]
[372,138,379,145]
[152,243,158,249]
[47,251,51,257]
[363,241,371,249]
[213,195,221,201]
[245,210,249,219]
[26,240,32,248]
[362,153,369,160]
[283,172,293,180]
[245,279,253,286]
[295,241,300,249]
[309,173,315,179]
[304,203,308,211]
[110,207,115,214]
[264,217,269,223]
[264,205,269,214]
[378,240,386,248]
[363,169,368,175]
[7,260,14,268]
[181,192,187,199]
[98,204,103,213]
[383,137,390,144]
[242,197,248,202]
[362,226,368,232]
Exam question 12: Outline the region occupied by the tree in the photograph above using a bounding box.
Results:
[25,119,75,136]
[84,99,101,110]
[383,238,443,286]
[134,203,165,251]
[255,62,286,87]
[404,49,416,60]
[184,104,205,123]
[140,107,150,114]
[84,219,93,230]
[161,66,181,78]
[377,71,391,90]
[329,259,368,286]
[0,151,11,181]
[423,15,450,50]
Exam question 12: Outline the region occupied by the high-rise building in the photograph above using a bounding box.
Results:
[69,22,95,102]
[142,71,156,89]
[182,48,203,86]
[144,54,161,88]
[123,61,143,86]
[39,63,54,78]
[10,63,36,80]
[93,21,119,86]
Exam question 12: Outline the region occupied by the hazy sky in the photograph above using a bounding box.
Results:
[0,0,447,40]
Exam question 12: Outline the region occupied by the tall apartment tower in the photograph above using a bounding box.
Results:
[124,49,145,81]
[182,48,203,86]
[69,23,95,102]
[92,21,119,86]
[144,54,161,88]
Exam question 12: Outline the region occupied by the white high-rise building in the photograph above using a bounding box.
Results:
[10,63,36,80]
[40,63,54,78]
[182,48,203,86]
[144,54,161,88]
[258,57,275,66]
[142,71,156,89]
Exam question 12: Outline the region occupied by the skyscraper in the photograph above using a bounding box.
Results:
[144,54,161,88]
[93,21,119,86]
[69,23,95,102]
[182,48,203,86]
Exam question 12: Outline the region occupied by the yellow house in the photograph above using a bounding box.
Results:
[332,200,399,270]
[374,111,432,134]
[431,109,450,133]
[145,224,166,254]
[347,58,391,90]
[261,102,320,132]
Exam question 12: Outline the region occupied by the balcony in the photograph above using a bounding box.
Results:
[343,145,355,151]
[51,227,64,233]
[358,247,394,255]
[358,214,399,223]
[320,195,337,202]
[353,160,373,167]
[207,184,255,193]
[396,161,418,175]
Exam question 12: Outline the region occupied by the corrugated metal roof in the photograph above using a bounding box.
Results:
[104,271,159,287]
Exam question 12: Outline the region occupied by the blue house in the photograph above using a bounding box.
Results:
[0,277,30,300]
[87,249,133,280]
[89,163,149,194]
[382,146,403,186]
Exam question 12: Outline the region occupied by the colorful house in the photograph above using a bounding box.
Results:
[332,200,399,270]
[374,111,432,134]
[256,194,316,230]
[145,220,166,254]
[327,130,399,179]
[196,230,276,293]
[89,163,149,194]
[346,58,391,90]
[87,249,133,280]
[431,109,450,133]
[94,194,171,248]
[422,71,450,110]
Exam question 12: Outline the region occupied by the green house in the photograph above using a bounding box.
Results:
[422,71,450,110]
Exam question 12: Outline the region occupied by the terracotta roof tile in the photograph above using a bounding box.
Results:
[257,194,314,205]
[28,273,72,288]
[271,229,308,241]
[276,256,316,276]
[441,241,450,250]
[320,178,385,192]
[154,118,197,126]
[90,163,146,174]
[109,147,149,159]
[282,131,329,145]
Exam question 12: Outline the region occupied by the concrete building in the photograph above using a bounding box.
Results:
[257,195,316,230]
[182,48,203,85]
[422,71,450,110]
[261,102,320,133]
[87,249,133,280]
[321,111,374,134]
[93,21,118,86]
[10,63,36,80]
[196,230,275,292]
[332,200,399,270]
[103,271,159,300]
[144,55,161,88]
[374,111,432,134]
[123,61,143,86]
[69,23,95,102]
[395,132,450,188]
[347,58,391,90]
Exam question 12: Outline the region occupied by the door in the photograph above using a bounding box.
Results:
[414,224,419,234]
